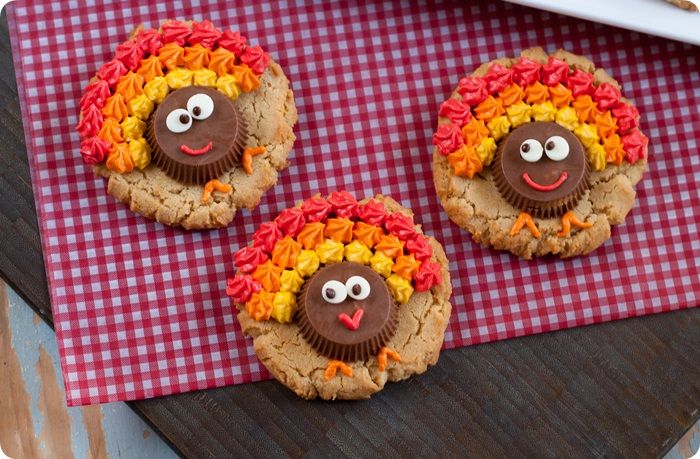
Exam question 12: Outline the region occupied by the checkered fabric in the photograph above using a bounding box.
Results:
[7,0,699,406]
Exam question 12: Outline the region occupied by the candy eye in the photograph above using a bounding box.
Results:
[321,280,347,304]
[346,276,370,300]
[544,136,570,161]
[166,108,192,133]
[519,139,543,162]
[187,93,214,120]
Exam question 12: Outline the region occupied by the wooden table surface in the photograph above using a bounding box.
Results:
[1,11,699,459]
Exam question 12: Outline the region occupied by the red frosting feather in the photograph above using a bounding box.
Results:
[226,274,262,303]
[252,222,283,254]
[567,68,594,97]
[274,207,307,237]
[188,20,222,49]
[432,123,464,156]
[384,213,416,241]
[161,20,192,46]
[327,191,359,218]
[594,83,622,110]
[234,245,269,273]
[300,197,332,222]
[357,199,387,226]
[414,261,441,292]
[457,76,488,106]
[541,57,569,87]
[439,99,472,127]
[511,58,541,87]
[483,63,514,94]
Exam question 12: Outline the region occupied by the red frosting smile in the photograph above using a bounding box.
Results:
[522,171,568,191]
[180,141,213,155]
[338,309,364,331]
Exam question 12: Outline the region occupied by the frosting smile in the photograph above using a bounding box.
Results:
[180,141,213,155]
[522,171,568,191]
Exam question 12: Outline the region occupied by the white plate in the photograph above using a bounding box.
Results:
[505,0,700,46]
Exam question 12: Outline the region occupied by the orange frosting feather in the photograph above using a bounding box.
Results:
[271,236,302,269]
[296,222,326,250]
[183,44,210,70]
[448,144,483,178]
[136,55,164,82]
[324,218,354,243]
[548,83,574,109]
[352,222,384,248]
[498,83,525,107]
[252,260,283,292]
[102,94,128,122]
[392,254,420,280]
[98,118,123,144]
[374,234,405,259]
[232,64,261,92]
[157,42,185,70]
[208,47,237,77]
[115,71,144,102]
[595,110,618,138]
[525,81,550,104]
[603,134,625,165]
[461,118,490,147]
[246,291,274,321]
[474,95,504,121]
[106,143,133,173]
[572,95,599,123]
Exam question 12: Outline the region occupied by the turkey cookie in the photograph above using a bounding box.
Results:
[76,20,297,229]
[433,47,648,258]
[226,192,452,400]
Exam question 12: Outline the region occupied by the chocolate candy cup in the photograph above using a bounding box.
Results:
[147,85,247,184]
[297,262,398,362]
[493,121,589,219]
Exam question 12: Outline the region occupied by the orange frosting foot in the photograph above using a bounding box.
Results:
[377,347,401,371]
[324,360,353,380]
[201,179,232,203]
[510,212,541,238]
[242,146,266,175]
[557,211,593,237]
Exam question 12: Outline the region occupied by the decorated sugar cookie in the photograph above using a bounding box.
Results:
[433,47,648,258]
[76,20,297,229]
[227,192,452,400]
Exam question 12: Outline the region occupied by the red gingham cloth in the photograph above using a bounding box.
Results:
[7,0,700,406]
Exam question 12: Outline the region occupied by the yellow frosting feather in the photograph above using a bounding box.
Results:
[587,143,607,171]
[143,76,170,104]
[128,138,151,170]
[165,67,194,89]
[486,116,511,142]
[126,94,154,120]
[386,274,414,305]
[120,116,146,141]
[271,292,297,324]
[530,101,557,122]
[343,240,372,265]
[294,250,320,277]
[369,252,394,278]
[279,269,304,294]
[574,123,600,149]
[505,101,532,128]
[315,239,345,265]
[193,69,218,87]
[216,74,241,100]
[476,136,497,167]
[555,106,579,131]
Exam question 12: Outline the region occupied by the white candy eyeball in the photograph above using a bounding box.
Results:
[321,280,347,304]
[544,136,570,161]
[346,276,371,300]
[166,108,192,133]
[519,139,543,162]
[187,93,214,120]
